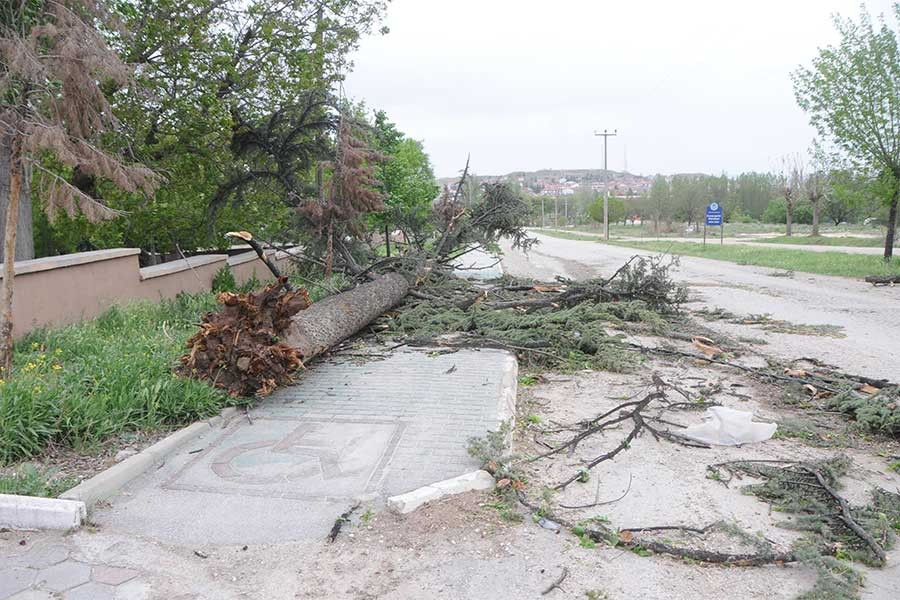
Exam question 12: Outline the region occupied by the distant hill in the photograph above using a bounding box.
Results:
[437,168,654,198]
[437,168,648,187]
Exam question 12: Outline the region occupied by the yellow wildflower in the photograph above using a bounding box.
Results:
[52,364,63,371]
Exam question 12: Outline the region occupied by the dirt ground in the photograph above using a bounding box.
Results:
[287,352,900,600]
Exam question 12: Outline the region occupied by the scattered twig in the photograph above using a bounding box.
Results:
[541,567,569,595]
[559,474,634,509]
[327,502,361,543]
[802,466,887,563]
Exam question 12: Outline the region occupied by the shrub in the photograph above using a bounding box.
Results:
[212,266,237,293]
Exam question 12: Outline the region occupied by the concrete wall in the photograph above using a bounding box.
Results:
[0,248,292,338]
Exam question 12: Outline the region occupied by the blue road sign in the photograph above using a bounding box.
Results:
[706,202,723,226]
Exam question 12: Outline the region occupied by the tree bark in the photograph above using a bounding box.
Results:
[284,271,410,362]
[811,198,820,237]
[0,133,33,261]
[0,134,23,375]
[885,187,898,261]
[785,201,794,237]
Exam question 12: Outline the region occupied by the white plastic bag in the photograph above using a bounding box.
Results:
[681,406,777,446]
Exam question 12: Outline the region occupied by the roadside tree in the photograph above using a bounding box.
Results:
[793,6,900,259]
[0,0,158,374]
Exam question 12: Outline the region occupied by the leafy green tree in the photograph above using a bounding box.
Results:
[793,5,900,258]
[87,0,389,258]
[588,197,625,225]
[830,168,897,225]
[647,175,672,232]
[371,111,439,254]
[733,172,774,219]
[671,175,705,229]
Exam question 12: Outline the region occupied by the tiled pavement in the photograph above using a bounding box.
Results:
[0,538,147,599]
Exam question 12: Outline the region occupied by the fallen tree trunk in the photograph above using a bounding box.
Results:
[865,274,899,286]
[180,273,411,396]
[284,271,410,362]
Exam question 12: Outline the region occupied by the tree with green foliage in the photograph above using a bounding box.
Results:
[734,172,774,220]
[588,196,625,226]
[371,111,439,255]
[671,175,705,229]
[50,0,389,260]
[793,5,900,259]
[647,175,671,233]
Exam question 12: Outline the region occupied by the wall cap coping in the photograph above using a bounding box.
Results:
[227,250,267,267]
[139,254,227,280]
[0,248,140,279]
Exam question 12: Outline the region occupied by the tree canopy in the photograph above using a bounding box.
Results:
[793,5,900,258]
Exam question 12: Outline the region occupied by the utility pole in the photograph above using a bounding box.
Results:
[594,129,617,240]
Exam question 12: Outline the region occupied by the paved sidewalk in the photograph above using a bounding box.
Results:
[97,348,515,545]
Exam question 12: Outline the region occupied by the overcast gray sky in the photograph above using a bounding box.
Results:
[345,0,897,178]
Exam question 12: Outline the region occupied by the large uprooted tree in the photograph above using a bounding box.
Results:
[179,133,563,396]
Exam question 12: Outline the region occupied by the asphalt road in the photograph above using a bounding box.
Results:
[502,232,900,380]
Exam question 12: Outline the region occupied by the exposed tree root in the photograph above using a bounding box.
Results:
[178,278,310,396]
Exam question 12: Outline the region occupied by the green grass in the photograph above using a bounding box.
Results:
[750,235,895,248]
[532,229,605,242]
[605,240,900,278]
[0,463,78,497]
[0,292,234,465]
[556,222,885,239]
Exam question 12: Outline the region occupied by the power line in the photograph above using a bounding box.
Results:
[594,129,617,240]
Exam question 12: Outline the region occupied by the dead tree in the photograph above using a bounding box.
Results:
[806,144,831,237]
[0,0,159,375]
[298,114,386,277]
[776,154,804,237]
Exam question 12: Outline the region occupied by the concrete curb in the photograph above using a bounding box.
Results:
[0,494,86,531]
[59,407,239,510]
[386,470,495,514]
[498,351,518,445]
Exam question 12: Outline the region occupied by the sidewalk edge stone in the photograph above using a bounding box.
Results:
[0,493,86,530]
[386,469,495,514]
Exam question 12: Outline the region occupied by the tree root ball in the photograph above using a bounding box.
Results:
[178,278,310,397]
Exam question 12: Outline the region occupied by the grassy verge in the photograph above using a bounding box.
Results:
[0,464,78,497]
[535,230,900,278]
[0,292,233,466]
[531,229,605,242]
[750,235,894,248]
[606,240,900,278]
